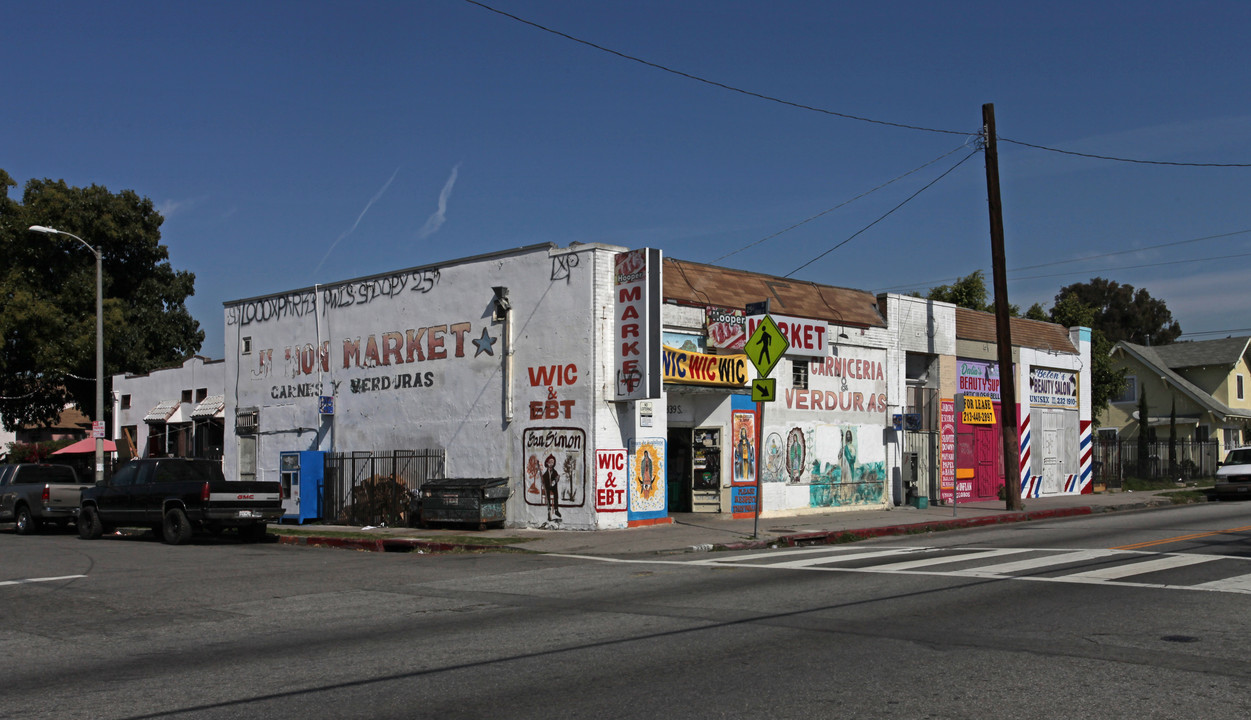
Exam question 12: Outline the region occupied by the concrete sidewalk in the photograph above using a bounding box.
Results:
[272,489,1192,556]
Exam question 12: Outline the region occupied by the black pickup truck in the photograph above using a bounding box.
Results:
[78,458,283,545]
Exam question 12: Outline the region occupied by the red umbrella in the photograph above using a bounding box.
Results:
[52,437,118,455]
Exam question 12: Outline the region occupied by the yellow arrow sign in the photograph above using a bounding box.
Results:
[751,378,777,403]
[744,315,788,377]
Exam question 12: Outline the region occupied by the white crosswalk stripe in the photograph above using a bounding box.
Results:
[682,546,1251,595]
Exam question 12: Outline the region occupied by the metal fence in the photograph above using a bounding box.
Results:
[1091,438,1219,486]
[323,449,445,527]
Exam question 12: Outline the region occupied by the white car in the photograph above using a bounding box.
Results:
[1214,447,1251,499]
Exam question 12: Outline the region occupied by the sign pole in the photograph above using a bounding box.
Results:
[754,398,763,539]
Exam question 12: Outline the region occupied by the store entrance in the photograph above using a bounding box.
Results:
[667,427,692,512]
[667,426,723,513]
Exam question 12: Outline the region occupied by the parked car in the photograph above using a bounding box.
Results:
[1214,447,1251,499]
[78,458,283,545]
[0,463,92,534]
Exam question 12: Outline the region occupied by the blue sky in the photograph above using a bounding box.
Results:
[5,1,1250,357]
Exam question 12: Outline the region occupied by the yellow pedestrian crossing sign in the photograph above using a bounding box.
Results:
[751,378,777,403]
[744,315,788,378]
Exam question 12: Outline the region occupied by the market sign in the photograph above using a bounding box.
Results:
[962,395,996,425]
[1029,368,1078,408]
[614,249,662,400]
[661,346,749,387]
[746,314,828,358]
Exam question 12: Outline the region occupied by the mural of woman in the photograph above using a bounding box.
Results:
[541,454,561,522]
[639,449,655,497]
[736,425,754,481]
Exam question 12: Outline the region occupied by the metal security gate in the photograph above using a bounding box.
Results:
[903,430,937,500]
[324,450,445,526]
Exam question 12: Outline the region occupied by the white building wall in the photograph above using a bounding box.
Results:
[1016,326,1092,497]
[876,294,957,505]
[223,243,621,530]
[111,356,224,458]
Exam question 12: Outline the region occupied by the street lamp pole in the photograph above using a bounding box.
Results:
[29,225,104,483]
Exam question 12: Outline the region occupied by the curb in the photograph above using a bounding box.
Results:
[711,500,1181,553]
[271,497,1186,555]
[275,535,494,554]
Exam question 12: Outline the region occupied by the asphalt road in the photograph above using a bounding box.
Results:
[3,503,1250,719]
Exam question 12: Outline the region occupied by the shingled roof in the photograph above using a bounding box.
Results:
[955,307,1078,353]
[1147,336,1251,369]
[663,258,886,328]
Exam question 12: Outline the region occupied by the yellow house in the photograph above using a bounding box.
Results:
[1102,337,1251,458]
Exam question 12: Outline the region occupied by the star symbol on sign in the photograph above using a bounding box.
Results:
[472,327,498,357]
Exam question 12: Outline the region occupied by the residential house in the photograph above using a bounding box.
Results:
[1102,337,1251,458]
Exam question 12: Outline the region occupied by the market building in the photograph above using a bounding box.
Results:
[138,242,1093,530]
[217,243,978,529]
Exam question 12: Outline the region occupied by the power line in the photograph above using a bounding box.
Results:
[1011,250,1251,282]
[712,142,974,263]
[1000,136,1251,168]
[463,0,1251,167]
[461,0,969,137]
[1180,328,1251,338]
[785,149,981,277]
[875,227,1251,292]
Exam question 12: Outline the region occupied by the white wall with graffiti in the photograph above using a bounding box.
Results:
[223,243,620,530]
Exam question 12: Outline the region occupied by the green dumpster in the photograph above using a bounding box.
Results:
[419,478,510,530]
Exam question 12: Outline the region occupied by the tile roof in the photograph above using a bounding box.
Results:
[954,307,1078,353]
[662,258,887,328]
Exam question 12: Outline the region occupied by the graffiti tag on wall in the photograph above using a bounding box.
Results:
[226,269,440,327]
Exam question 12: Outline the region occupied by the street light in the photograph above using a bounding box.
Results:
[29,225,105,483]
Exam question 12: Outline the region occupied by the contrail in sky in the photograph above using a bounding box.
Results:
[313,166,400,278]
[418,163,461,239]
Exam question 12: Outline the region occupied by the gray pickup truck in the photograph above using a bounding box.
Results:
[0,463,93,534]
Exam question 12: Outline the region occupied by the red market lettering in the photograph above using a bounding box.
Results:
[341,322,472,369]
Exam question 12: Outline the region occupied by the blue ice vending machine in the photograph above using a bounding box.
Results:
[279,451,324,523]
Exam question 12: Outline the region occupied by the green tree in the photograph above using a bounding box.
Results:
[1054,277,1181,345]
[0,170,204,430]
[925,270,1019,315]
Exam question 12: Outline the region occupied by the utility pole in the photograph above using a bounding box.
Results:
[983,103,1023,511]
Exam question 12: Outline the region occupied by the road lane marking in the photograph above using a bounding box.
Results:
[951,549,1119,576]
[1112,524,1251,550]
[864,548,1033,572]
[1191,573,1251,593]
[0,574,86,587]
[1063,553,1219,580]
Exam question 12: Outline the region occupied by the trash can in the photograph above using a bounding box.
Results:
[418,478,510,530]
